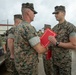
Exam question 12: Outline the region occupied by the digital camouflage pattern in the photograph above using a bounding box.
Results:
[7,27,16,42]
[37,28,51,75]
[42,24,51,75]
[0,35,6,56]
[5,56,19,75]
[0,35,6,48]
[43,46,52,75]
[43,55,51,75]
[50,20,76,75]
[5,27,19,75]
[37,30,43,37]
[14,21,39,75]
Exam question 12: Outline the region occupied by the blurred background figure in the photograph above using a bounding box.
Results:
[5,14,22,75]
[42,24,52,75]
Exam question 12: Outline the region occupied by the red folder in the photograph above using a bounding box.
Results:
[46,49,52,60]
[40,28,57,47]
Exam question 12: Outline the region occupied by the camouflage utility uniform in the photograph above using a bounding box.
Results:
[5,27,19,75]
[43,54,51,75]
[14,21,39,75]
[42,24,51,75]
[50,20,76,75]
[0,35,6,48]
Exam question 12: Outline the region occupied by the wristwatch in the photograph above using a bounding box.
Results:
[56,42,60,46]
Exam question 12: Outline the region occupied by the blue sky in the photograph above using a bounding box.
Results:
[0,0,76,31]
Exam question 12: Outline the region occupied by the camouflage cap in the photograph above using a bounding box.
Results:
[14,14,22,20]
[22,2,37,14]
[52,5,65,14]
[44,24,51,30]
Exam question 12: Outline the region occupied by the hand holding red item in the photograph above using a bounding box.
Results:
[40,28,57,60]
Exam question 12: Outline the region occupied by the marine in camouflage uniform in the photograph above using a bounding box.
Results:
[6,27,18,75]
[42,24,52,75]
[5,14,22,75]
[14,21,39,75]
[43,53,51,75]
[37,25,52,75]
[14,3,47,75]
[4,28,16,75]
[48,5,76,75]
[4,28,13,69]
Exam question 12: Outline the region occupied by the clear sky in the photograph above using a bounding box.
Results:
[0,0,76,31]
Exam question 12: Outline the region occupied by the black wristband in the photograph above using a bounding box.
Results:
[56,42,60,46]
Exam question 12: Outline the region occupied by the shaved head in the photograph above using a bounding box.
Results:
[22,8,31,15]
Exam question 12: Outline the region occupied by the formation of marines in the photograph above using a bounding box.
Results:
[0,2,76,75]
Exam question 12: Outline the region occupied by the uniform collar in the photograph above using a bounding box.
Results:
[57,20,67,28]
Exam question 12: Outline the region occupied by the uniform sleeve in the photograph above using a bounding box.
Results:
[68,23,76,38]
[8,27,15,39]
[23,24,40,47]
[1,36,6,45]
[29,36,40,47]
[69,32,76,37]
[8,34,14,39]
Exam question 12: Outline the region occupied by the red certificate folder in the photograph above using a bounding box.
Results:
[40,28,57,47]
[46,49,52,60]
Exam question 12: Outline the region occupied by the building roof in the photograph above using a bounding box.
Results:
[0,24,13,34]
[0,24,13,26]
